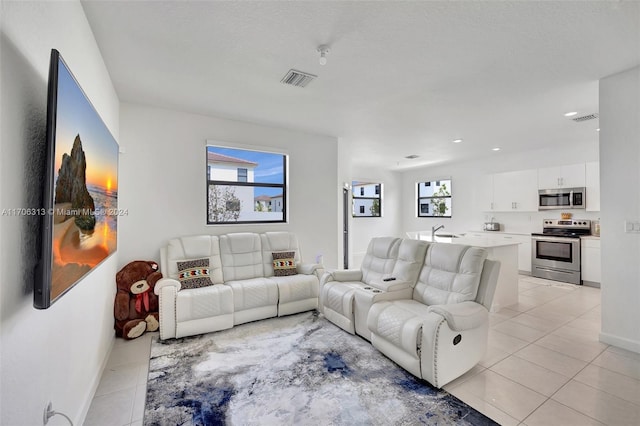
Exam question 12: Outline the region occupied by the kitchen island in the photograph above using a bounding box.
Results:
[411,232,519,312]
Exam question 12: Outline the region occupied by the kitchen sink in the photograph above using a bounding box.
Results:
[435,233,461,238]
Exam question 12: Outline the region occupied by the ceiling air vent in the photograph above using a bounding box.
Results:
[572,113,598,122]
[405,154,420,159]
[280,69,317,88]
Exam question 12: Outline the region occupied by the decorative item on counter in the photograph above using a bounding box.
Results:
[561,212,572,219]
[483,222,501,231]
[594,219,600,236]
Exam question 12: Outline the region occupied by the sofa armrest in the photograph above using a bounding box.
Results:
[427,302,488,331]
[297,262,324,278]
[368,279,412,292]
[154,277,181,294]
[321,269,363,284]
[154,278,180,340]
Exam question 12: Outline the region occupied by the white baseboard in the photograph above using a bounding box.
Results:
[599,331,640,354]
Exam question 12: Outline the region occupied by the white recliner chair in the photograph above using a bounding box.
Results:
[157,235,234,339]
[260,231,322,316]
[367,243,500,388]
[320,237,429,339]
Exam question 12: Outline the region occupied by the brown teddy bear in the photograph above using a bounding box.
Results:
[114,260,162,340]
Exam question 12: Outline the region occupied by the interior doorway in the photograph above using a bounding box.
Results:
[342,187,349,269]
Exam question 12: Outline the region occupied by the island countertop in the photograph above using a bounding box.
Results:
[410,232,520,311]
[415,234,522,248]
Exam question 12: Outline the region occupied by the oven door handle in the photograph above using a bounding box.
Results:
[531,236,578,243]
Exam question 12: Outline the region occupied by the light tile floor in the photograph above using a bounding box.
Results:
[84,331,155,426]
[445,276,640,426]
[85,276,640,426]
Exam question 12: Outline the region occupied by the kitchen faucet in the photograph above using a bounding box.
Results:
[432,224,445,239]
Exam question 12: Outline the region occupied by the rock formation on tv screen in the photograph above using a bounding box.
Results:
[55,134,96,231]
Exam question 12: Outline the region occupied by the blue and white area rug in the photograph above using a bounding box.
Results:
[144,312,498,425]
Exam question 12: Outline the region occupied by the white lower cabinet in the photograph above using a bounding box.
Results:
[581,237,601,284]
[500,234,531,273]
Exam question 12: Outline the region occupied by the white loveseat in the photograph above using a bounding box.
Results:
[320,237,429,339]
[155,231,322,340]
[320,237,500,388]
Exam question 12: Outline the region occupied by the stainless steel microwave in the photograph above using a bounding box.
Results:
[538,187,586,210]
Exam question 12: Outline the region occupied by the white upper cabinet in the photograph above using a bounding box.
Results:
[585,161,600,211]
[538,163,586,188]
[492,169,538,212]
[479,174,495,211]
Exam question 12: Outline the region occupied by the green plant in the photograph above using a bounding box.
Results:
[370,199,380,216]
[430,183,451,217]
[208,185,241,222]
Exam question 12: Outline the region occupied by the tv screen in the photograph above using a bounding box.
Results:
[34,49,119,309]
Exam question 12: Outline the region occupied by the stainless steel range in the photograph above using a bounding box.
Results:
[531,219,591,285]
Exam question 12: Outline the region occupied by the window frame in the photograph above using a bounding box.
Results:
[206,145,288,225]
[352,181,382,218]
[417,179,452,218]
[237,168,248,182]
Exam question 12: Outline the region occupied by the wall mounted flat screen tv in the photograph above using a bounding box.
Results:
[34,49,119,309]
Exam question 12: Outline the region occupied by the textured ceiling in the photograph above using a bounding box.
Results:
[81,1,640,170]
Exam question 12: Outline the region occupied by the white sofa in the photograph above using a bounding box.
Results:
[155,231,499,389]
[155,231,322,340]
[320,238,500,388]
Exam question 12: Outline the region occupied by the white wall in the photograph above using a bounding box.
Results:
[400,142,600,237]
[0,1,120,424]
[599,66,640,353]
[349,166,403,267]
[118,103,339,269]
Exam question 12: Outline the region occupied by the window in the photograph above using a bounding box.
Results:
[417,179,452,217]
[352,181,382,217]
[206,145,287,224]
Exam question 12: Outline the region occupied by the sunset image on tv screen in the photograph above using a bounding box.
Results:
[50,57,118,301]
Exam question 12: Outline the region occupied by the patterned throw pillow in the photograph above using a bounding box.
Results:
[176,258,214,290]
[272,251,297,277]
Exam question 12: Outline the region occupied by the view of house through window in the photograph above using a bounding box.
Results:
[417,179,452,217]
[352,181,382,217]
[206,145,287,224]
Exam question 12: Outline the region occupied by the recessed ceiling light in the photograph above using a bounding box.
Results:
[452,139,463,143]
[564,111,578,117]
[405,154,420,159]
[492,147,501,151]
[596,128,601,132]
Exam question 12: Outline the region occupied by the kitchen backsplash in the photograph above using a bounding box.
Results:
[480,210,601,234]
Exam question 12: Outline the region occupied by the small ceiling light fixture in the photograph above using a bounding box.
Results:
[317,45,330,65]
[452,139,463,143]
[596,128,601,132]
[492,147,501,151]
[564,111,578,117]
